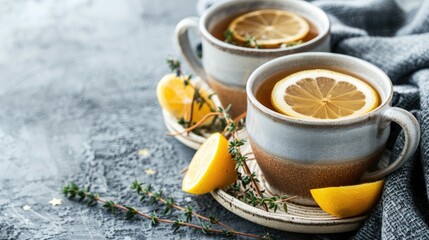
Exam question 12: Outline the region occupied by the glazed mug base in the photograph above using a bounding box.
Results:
[251,141,385,206]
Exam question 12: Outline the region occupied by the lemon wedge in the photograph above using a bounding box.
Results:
[182,133,237,194]
[310,180,384,218]
[157,74,214,125]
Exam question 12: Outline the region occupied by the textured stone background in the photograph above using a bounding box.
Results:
[0,0,321,239]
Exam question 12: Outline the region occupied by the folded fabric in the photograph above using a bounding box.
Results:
[312,0,429,239]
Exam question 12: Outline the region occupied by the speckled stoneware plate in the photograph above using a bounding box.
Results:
[211,130,389,234]
[162,77,223,150]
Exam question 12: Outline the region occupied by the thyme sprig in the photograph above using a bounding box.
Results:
[166,57,215,112]
[222,107,294,212]
[223,29,304,49]
[227,184,296,212]
[245,35,261,49]
[166,57,223,134]
[280,40,303,48]
[63,182,273,239]
[223,30,261,48]
[224,29,236,45]
[130,180,234,231]
[218,106,269,211]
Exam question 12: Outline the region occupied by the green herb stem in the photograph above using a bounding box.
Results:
[130,180,234,231]
[168,112,222,136]
[63,182,271,239]
[218,108,269,211]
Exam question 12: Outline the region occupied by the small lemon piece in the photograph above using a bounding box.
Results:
[310,180,384,218]
[182,133,237,194]
[228,9,309,47]
[157,73,214,125]
[271,69,380,120]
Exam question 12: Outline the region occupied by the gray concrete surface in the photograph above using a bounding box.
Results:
[0,0,325,239]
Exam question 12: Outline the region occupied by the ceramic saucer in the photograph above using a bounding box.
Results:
[211,130,388,234]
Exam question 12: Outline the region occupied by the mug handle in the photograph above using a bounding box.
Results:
[175,17,207,81]
[361,107,420,181]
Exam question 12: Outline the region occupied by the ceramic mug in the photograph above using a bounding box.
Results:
[246,53,420,205]
[175,0,330,117]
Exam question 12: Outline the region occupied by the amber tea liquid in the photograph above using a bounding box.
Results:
[210,10,319,48]
[206,10,321,117]
[255,68,381,116]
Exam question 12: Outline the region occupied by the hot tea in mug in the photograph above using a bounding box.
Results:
[246,53,420,205]
[210,9,320,49]
[175,0,330,117]
[255,68,381,120]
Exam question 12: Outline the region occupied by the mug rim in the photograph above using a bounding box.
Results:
[246,52,394,126]
[199,0,330,54]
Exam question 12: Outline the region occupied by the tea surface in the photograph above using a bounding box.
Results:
[256,68,381,119]
[210,10,319,49]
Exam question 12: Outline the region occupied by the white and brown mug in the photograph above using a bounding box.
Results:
[246,52,421,205]
[175,0,330,117]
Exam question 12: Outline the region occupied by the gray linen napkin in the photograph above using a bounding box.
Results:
[312,0,429,239]
[198,0,429,238]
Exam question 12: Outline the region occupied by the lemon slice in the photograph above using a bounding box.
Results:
[157,74,214,125]
[310,180,384,218]
[182,133,237,194]
[228,9,310,47]
[271,69,379,120]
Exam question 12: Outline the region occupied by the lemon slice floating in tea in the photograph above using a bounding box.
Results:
[271,69,380,120]
[157,73,215,125]
[182,133,237,194]
[228,9,310,47]
[310,180,384,218]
